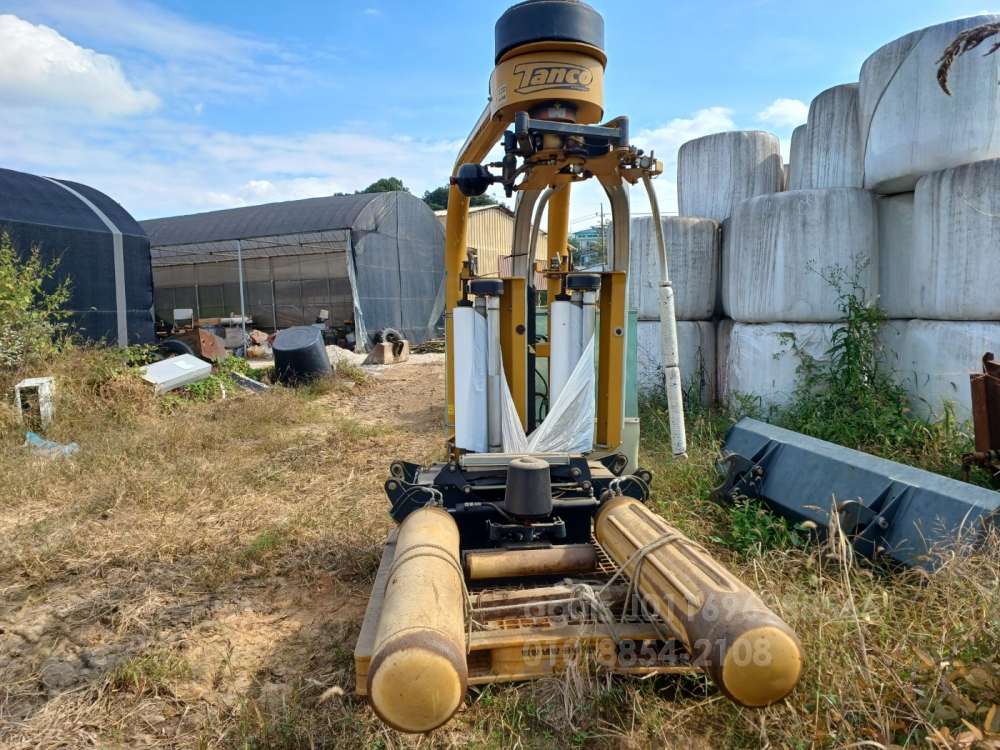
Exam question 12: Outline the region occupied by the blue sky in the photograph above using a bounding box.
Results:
[0,0,993,228]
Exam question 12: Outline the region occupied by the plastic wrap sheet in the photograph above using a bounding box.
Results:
[501,335,595,455]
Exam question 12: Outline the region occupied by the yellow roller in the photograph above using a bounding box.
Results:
[367,507,467,733]
[464,544,597,580]
[595,497,802,706]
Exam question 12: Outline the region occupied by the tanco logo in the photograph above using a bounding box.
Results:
[512,62,594,94]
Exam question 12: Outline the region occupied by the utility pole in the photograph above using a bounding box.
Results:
[599,203,605,267]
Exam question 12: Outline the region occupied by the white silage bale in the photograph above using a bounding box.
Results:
[881,320,1000,422]
[677,131,784,221]
[628,216,719,321]
[717,322,836,409]
[876,192,916,318]
[801,84,863,189]
[910,159,1000,320]
[636,320,716,405]
[859,14,1000,194]
[788,124,808,190]
[722,188,878,322]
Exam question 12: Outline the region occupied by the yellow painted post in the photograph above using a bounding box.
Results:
[596,271,627,449]
[546,183,571,300]
[500,277,528,428]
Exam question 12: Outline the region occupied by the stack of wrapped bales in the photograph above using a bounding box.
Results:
[634,14,1000,422]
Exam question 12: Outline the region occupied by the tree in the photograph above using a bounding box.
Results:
[422,185,498,211]
[360,177,409,194]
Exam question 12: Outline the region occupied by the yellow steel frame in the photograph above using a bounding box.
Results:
[596,272,627,449]
[444,37,634,453]
[499,277,528,429]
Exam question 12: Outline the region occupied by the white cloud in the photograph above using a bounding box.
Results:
[9,0,272,64]
[4,0,311,103]
[632,106,737,162]
[364,8,382,16]
[0,102,465,217]
[627,106,737,216]
[756,98,808,128]
[0,15,159,117]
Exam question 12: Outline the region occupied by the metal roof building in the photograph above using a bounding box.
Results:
[434,204,548,278]
[143,191,445,347]
[0,167,154,346]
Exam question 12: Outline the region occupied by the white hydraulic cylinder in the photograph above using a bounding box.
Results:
[453,305,487,453]
[580,289,598,349]
[485,293,503,452]
[548,298,574,406]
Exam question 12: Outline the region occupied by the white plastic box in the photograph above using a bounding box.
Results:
[140,355,211,395]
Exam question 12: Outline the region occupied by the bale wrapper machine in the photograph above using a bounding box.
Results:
[354,1,803,733]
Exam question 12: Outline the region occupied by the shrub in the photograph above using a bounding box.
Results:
[0,233,71,372]
[778,264,978,480]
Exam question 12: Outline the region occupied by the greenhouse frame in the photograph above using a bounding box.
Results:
[142,191,445,347]
[0,167,154,346]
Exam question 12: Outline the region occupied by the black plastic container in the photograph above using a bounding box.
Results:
[273,326,333,385]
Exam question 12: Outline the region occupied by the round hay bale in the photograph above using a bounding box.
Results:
[801,84,863,189]
[788,124,808,191]
[912,159,1000,320]
[636,320,716,405]
[628,216,719,321]
[677,131,784,221]
[722,188,878,323]
[787,125,809,190]
[881,320,1000,422]
[717,321,836,410]
[859,14,1000,194]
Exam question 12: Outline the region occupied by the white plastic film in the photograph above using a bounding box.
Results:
[501,335,596,455]
[453,306,487,453]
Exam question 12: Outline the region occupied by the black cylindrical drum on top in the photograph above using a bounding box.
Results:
[273,326,333,385]
[504,456,553,518]
[494,0,605,63]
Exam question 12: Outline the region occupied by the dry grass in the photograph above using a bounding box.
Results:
[1,348,998,749]
[937,22,1000,95]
